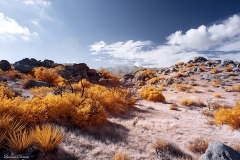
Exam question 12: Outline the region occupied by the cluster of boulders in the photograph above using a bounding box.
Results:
[119,56,240,87]
[0,58,119,87]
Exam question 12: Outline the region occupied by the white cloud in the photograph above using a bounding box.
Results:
[90,14,240,67]
[30,19,39,26]
[0,13,30,35]
[167,14,240,50]
[0,12,33,41]
[23,0,51,6]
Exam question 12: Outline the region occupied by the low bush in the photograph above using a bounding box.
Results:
[214,93,221,98]
[187,138,209,154]
[152,139,192,159]
[214,101,240,130]
[33,67,65,87]
[171,83,192,92]
[179,98,206,107]
[224,85,240,92]
[140,86,165,102]
[169,103,179,110]
[112,151,130,160]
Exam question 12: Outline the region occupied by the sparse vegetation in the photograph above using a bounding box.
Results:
[169,103,179,110]
[224,85,240,92]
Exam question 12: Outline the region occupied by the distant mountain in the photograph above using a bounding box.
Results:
[102,65,160,76]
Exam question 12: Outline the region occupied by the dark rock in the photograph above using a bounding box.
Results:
[170,67,178,72]
[99,78,108,86]
[0,60,11,71]
[14,58,41,67]
[188,60,194,63]
[14,64,33,73]
[58,69,73,78]
[23,80,52,89]
[200,141,240,160]
[194,57,208,63]
[87,69,97,77]
[197,67,205,72]
[73,63,89,72]
[42,59,54,68]
[122,73,134,80]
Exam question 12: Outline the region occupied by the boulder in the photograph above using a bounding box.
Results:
[14,64,33,73]
[22,80,52,89]
[14,58,41,67]
[122,73,134,80]
[73,63,89,72]
[42,59,54,68]
[194,57,208,63]
[200,141,240,160]
[87,69,97,77]
[0,60,11,71]
[202,74,215,81]
[58,69,73,78]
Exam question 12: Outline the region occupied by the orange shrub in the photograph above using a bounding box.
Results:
[176,62,184,66]
[211,67,218,74]
[140,86,165,102]
[99,68,114,79]
[214,93,221,98]
[214,101,240,130]
[33,67,65,87]
[171,83,192,92]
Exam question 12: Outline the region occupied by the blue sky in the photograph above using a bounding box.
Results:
[0,0,240,69]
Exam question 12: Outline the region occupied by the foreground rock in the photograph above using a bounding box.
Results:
[200,141,240,160]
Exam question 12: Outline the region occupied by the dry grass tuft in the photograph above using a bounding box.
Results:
[152,139,192,159]
[213,93,221,98]
[187,138,210,154]
[112,151,130,160]
[224,85,240,92]
[179,98,206,107]
[171,83,192,92]
[169,103,179,111]
[32,124,66,152]
[211,67,218,74]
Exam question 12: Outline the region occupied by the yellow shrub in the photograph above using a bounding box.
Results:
[135,69,156,76]
[0,86,15,99]
[72,79,92,92]
[112,152,130,160]
[179,98,205,107]
[140,86,165,102]
[30,87,54,96]
[214,102,240,130]
[7,130,32,153]
[186,63,195,68]
[178,68,185,74]
[169,103,179,110]
[99,68,114,79]
[86,85,136,114]
[148,76,164,84]
[187,138,209,154]
[171,83,192,92]
[32,124,66,152]
[33,67,65,87]
[211,67,218,74]
[4,70,22,80]
[223,66,232,72]
[225,85,240,92]
[176,62,184,66]
[214,93,221,98]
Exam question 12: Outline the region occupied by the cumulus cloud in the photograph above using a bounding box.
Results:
[167,14,240,50]
[0,12,37,41]
[90,14,240,67]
